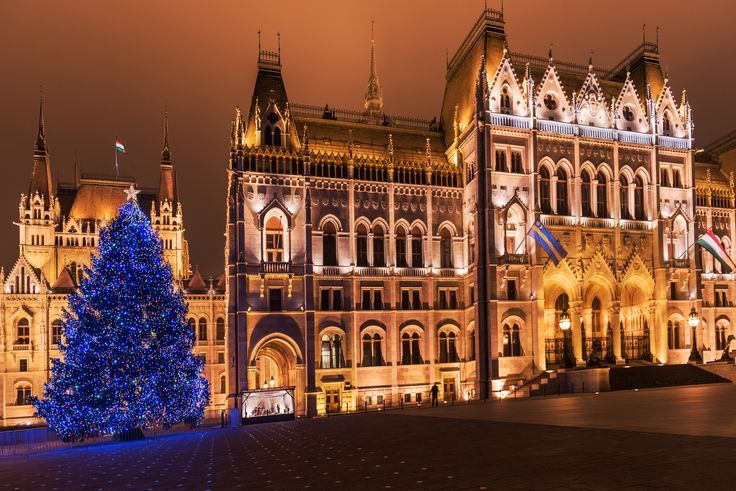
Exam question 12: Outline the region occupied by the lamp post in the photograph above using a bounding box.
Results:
[559,312,574,368]
[688,306,702,363]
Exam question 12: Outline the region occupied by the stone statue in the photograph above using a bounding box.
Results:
[586,338,603,367]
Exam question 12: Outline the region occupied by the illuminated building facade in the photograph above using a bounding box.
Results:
[226,8,736,418]
[0,108,227,426]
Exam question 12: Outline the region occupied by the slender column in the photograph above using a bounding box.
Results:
[571,303,584,366]
[610,302,623,365]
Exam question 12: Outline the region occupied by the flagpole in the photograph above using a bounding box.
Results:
[678,226,713,259]
[115,136,119,179]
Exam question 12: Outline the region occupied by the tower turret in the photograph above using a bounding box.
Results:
[363,21,384,123]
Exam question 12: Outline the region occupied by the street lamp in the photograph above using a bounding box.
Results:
[559,312,574,368]
[688,306,702,363]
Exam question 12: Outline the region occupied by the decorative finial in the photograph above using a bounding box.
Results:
[302,123,309,151]
[729,171,734,189]
[35,87,47,154]
[425,137,431,163]
[387,133,394,159]
[588,51,593,71]
[548,43,553,62]
[707,168,712,184]
[348,129,354,159]
[277,32,281,57]
[161,105,171,162]
[656,25,660,46]
[364,21,384,120]
[258,30,261,52]
[503,38,509,56]
[124,184,141,202]
[642,24,646,44]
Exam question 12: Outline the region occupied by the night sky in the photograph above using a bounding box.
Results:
[1,0,734,276]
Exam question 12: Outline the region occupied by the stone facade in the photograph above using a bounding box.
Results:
[225,8,736,418]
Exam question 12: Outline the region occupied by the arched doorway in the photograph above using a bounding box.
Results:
[620,280,653,361]
[253,338,298,390]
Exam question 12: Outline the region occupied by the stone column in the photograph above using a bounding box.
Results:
[610,302,623,365]
[571,303,585,367]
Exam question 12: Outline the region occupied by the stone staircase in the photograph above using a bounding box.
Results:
[609,363,730,390]
[698,361,736,383]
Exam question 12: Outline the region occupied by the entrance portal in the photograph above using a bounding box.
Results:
[443,378,456,402]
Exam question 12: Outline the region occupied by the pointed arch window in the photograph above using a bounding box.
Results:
[273,127,282,146]
[667,320,681,349]
[265,216,284,263]
[440,229,453,268]
[539,167,552,213]
[322,222,337,266]
[372,224,385,267]
[411,226,423,267]
[500,85,512,114]
[187,318,196,340]
[660,168,671,187]
[321,333,345,368]
[356,224,368,266]
[361,333,384,367]
[401,332,423,365]
[216,317,225,342]
[596,171,608,218]
[51,319,62,345]
[438,331,459,363]
[198,318,208,341]
[396,227,407,267]
[503,324,522,357]
[662,113,672,136]
[554,293,569,332]
[495,150,508,173]
[592,297,602,335]
[263,126,273,146]
[634,176,645,220]
[219,374,227,394]
[581,171,592,217]
[620,175,630,219]
[556,168,568,215]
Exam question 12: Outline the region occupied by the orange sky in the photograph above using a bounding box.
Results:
[1,0,734,275]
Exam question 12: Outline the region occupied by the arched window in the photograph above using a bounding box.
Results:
[496,150,508,172]
[273,127,282,146]
[198,318,208,341]
[438,330,459,363]
[321,333,345,369]
[592,297,602,335]
[596,172,608,218]
[715,323,728,351]
[440,229,453,268]
[265,216,284,263]
[395,227,407,267]
[15,383,32,406]
[401,332,423,365]
[556,168,568,215]
[264,126,272,146]
[634,176,645,220]
[554,293,569,332]
[467,225,475,264]
[540,167,552,214]
[216,317,225,341]
[503,324,523,357]
[323,222,337,266]
[51,319,62,345]
[468,330,476,361]
[220,374,227,394]
[372,224,385,267]
[187,318,196,341]
[411,226,423,267]
[356,224,368,266]
[620,175,630,219]
[660,168,671,187]
[668,320,681,349]
[662,113,672,136]
[581,171,592,217]
[16,318,30,345]
[500,85,512,114]
[361,333,384,367]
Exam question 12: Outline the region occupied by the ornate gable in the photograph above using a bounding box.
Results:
[535,62,573,123]
[615,74,649,133]
[575,69,610,128]
[4,256,45,294]
[655,82,686,138]
[488,56,528,117]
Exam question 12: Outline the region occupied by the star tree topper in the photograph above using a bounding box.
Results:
[124,184,141,202]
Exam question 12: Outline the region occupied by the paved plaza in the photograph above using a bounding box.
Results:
[2,385,736,490]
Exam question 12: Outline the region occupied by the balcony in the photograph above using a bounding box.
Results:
[490,113,531,129]
[658,135,691,150]
[354,266,391,277]
[502,253,529,265]
[537,120,576,135]
[260,262,291,274]
[13,341,31,351]
[395,267,429,278]
[667,258,691,269]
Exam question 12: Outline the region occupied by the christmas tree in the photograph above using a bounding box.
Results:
[33,186,209,439]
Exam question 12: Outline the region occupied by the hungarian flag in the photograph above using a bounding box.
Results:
[530,220,567,266]
[697,230,736,273]
[115,139,126,153]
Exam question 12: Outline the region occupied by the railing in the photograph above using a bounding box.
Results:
[659,135,691,149]
[395,267,429,277]
[537,120,576,135]
[619,219,652,231]
[579,217,615,229]
[490,113,531,129]
[354,266,392,277]
[436,268,458,278]
[540,215,575,227]
[13,342,30,351]
[289,103,434,131]
[619,131,653,145]
[578,126,615,140]
[260,262,291,274]
[315,265,350,276]
[544,338,567,365]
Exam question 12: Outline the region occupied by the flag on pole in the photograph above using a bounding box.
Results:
[530,220,567,265]
[697,230,736,273]
[115,139,126,153]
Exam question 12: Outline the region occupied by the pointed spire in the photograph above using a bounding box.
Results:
[161,106,171,163]
[387,133,394,161]
[425,137,432,164]
[347,129,355,159]
[35,91,47,155]
[364,20,384,121]
[588,51,593,72]
[548,44,554,63]
[302,123,309,152]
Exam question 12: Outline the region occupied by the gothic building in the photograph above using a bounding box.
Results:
[0,106,227,426]
[225,7,736,418]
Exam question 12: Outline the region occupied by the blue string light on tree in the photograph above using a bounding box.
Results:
[32,185,209,440]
